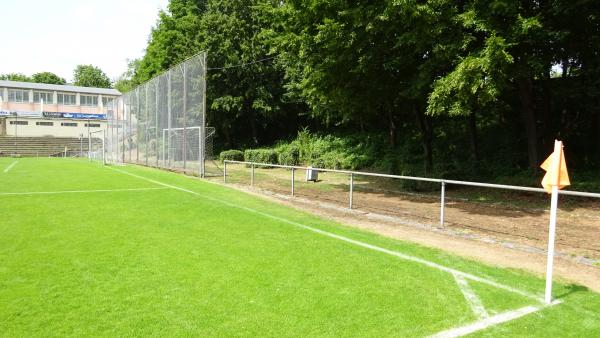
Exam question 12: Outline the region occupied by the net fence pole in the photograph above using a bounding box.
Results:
[145,85,149,166]
[121,103,125,163]
[155,81,159,167]
[102,128,106,165]
[182,63,188,172]
[128,96,132,163]
[162,129,166,167]
[198,128,204,177]
[87,119,91,161]
[200,52,207,177]
[251,163,254,186]
[224,161,227,183]
[167,70,172,169]
[136,90,140,164]
[116,103,119,162]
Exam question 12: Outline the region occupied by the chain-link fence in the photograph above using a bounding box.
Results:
[105,52,217,176]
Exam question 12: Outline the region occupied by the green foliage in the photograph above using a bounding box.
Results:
[275,143,299,166]
[134,0,205,84]
[219,149,244,162]
[73,65,111,88]
[31,72,66,85]
[1,72,65,85]
[244,148,277,164]
[0,73,31,82]
[114,59,140,93]
[132,0,600,180]
[427,35,513,116]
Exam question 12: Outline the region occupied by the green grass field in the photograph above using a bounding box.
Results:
[1,158,599,337]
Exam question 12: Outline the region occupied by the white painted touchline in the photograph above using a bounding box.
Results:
[0,187,169,196]
[107,166,542,301]
[3,160,18,173]
[428,300,561,338]
[453,273,489,319]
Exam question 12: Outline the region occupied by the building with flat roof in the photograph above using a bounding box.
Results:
[0,80,120,138]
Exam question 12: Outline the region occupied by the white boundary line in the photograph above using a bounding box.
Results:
[428,300,561,338]
[0,187,168,196]
[3,160,18,173]
[453,273,489,319]
[107,166,542,301]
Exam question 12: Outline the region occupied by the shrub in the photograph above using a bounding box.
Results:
[276,144,300,166]
[219,149,244,162]
[244,148,277,164]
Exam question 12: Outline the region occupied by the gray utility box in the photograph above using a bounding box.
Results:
[306,167,318,182]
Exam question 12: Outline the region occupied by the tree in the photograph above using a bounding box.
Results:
[133,0,298,148]
[73,65,112,88]
[114,59,141,93]
[129,0,600,176]
[0,73,31,82]
[31,72,66,85]
[198,0,293,147]
[267,1,461,172]
[134,0,206,84]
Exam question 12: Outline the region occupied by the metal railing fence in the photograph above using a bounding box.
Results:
[223,160,600,227]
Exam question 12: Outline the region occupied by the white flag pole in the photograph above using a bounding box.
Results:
[544,140,563,304]
[545,184,559,304]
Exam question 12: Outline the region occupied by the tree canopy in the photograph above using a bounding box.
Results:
[73,65,112,88]
[31,72,66,85]
[126,0,600,178]
[0,73,32,82]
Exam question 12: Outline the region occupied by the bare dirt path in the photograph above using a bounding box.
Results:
[210,178,600,293]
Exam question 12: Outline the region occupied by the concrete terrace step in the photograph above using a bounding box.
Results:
[0,137,102,157]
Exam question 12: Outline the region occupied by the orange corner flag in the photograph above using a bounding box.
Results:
[540,140,570,193]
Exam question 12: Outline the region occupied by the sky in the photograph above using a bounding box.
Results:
[0,0,169,83]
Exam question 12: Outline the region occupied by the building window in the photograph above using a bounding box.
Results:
[84,123,101,128]
[81,95,98,106]
[33,92,54,104]
[8,89,29,103]
[61,122,78,127]
[10,121,28,125]
[101,96,117,107]
[57,93,76,105]
[36,121,54,126]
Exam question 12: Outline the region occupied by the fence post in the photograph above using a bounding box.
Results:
[102,129,106,165]
[349,173,354,209]
[291,168,295,196]
[224,161,227,183]
[440,181,446,227]
[251,163,255,187]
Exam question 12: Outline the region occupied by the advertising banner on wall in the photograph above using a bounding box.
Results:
[0,111,106,120]
[61,113,106,119]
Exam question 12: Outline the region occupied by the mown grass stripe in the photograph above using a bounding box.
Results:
[0,187,168,196]
[108,165,541,301]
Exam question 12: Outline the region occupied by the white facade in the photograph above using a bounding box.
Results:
[0,80,120,138]
[2,117,106,138]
